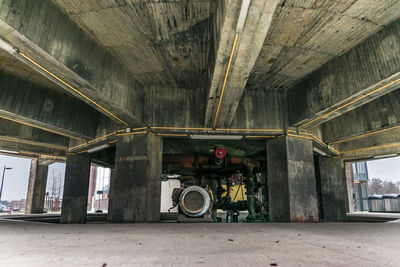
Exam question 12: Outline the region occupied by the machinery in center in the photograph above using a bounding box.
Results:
[162,146,269,222]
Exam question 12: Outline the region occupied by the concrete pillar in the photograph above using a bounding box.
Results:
[267,135,318,222]
[60,153,91,223]
[108,134,163,223]
[87,167,97,212]
[345,162,355,213]
[25,159,49,214]
[107,168,115,214]
[318,157,348,221]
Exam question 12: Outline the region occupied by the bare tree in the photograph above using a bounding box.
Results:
[369,178,400,195]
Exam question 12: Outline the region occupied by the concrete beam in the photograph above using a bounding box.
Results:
[0,116,68,148]
[205,0,279,128]
[0,0,143,126]
[0,139,65,158]
[267,135,318,222]
[0,118,67,157]
[25,159,49,214]
[288,19,400,128]
[323,89,400,144]
[0,70,103,140]
[135,86,206,128]
[61,153,91,223]
[230,89,285,129]
[319,89,400,158]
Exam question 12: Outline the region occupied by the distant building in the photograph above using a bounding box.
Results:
[44,193,62,212]
[351,162,369,211]
[9,199,26,211]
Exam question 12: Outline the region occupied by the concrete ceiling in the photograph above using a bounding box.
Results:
[0,0,400,160]
[51,0,214,88]
[247,0,400,91]
[50,0,400,93]
[0,49,64,93]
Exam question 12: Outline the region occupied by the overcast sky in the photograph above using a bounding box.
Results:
[367,156,400,182]
[0,154,399,201]
[0,155,65,202]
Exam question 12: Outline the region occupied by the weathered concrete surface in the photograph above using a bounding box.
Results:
[344,162,355,214]
[322,90,400,144]
[249,0,400,92]
[319,88,400,158]
[0,0,143,126]
[0,70,101,140]
[205,0,279,127]
[0,118,68,148]
[0,117,68,157]
[108,134,162,223]
[25,159,49,214]
[52,0,214,88]
[231,89,286,129]
[0,0,399,182]
[61,153,91,224]
[267,136,318,222]
[288,19,400,128]
[318,157,348,221]
[136,86,206,128]
[0,221,400,266]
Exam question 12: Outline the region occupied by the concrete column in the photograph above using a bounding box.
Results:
[107,168,115,214]
[267,135,318,222]
[318,157,348,221]
[25,159,49,214]
[345,162,355,213]
[108,134,163,223]
[60,153,91,223]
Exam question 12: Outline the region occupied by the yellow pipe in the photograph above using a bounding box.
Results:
[0,114,84,141]
[64,125,340,156]
[68,143,87,151]
[0,136,67,151]
[151,127,212,131]
[287,129,313,137]
[300,77,400,129]
[116,131,147,137]
[19,151,66,160]
[69,127,148,151]
[87,131,117,144]
[156,133,188,137]
[19,52,128,126]
[213,34,239,128]
[216,128,284,132]
[245,135,276,139]
[329,125,400,145]
[341,142,400,154]
[287,133,313,140]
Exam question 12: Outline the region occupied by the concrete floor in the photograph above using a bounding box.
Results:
[0,220,399,267]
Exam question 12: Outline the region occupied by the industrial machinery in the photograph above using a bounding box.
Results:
[162,146,269,222]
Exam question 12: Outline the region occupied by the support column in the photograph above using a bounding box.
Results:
[318,157,349,221]
[25,159,49,214]
[107,168,115,215]
[345,162,355,213]
[108,134,163,223]
[60,153,91,223]
[267,136,318,222]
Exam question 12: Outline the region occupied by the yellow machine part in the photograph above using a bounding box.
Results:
[221,184,247,201]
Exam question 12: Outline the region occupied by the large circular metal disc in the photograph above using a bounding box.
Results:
[179,186,211,217]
